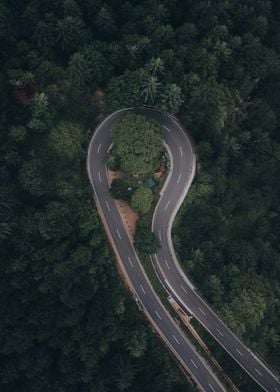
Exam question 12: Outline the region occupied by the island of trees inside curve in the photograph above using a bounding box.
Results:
[108,113,168,254]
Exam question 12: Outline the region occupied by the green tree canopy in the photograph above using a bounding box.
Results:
[110,179,132,201]
[131,186,153,214]
[134,224,160,255]
[48,121,82,161]
[160,83,184,114]
[111,114,163,175]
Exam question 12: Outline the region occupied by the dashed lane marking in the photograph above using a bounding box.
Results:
[128,257,133,268]
[105,201,111,211]
[163,125,171,133]
[97,144,101,154]
[165,259,170,270]
[180,284,188,294]
[164,200,170,211]
[236,348,244,357]
[172,335,180,345]
[208,384,216,392]
[140,284,146,295]
[190,359,198,369]
[216,328,224,337]
[116,229,122,240]
[198,307,206,316]
[177,173,182,184]
[155,310,162,320]
[158,229,161,241]
[98,171,102,183]
[179,146,183,157]
[254,368,263,377]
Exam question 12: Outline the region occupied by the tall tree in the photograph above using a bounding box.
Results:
[141,75,161,104]
[111,114,163,175]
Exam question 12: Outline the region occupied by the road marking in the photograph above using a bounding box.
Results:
[208,384,216,392]
[128,257,133,268]
[97,143,101,154]
[190,359,198,369]
[164,200,170,210]
[198,307,206,316]
[158,229,161,241]
[140,284,146,295]
[216,328,224,337]
[105,201,111,211]
[155,310,162,320]
[274,388,280,392]
[177,173,182,184]
[116,229,122,240]
[180,284,188,294]
[235,348,244,357]
[163,125,171,133]
[98,171,102,183]
[179,146,183,157]
[254,368,263,377]
[165,259,170,270]
[172,335,180,344]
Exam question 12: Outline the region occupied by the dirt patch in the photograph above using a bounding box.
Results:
[107,169,139,241]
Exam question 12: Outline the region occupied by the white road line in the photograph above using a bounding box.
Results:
[164,200,170,211]
[208,383,217,392]
[158,229,161,241]
[254,368,263,377]
[163,125,171,133]
[274,388,280,392]
[97,143,101,154]
[190,359,198,369]
[140,284,146,295]
[198,307,206,316]
[177,173,182,184]
[180,284,188,294]
[155,310,162,320]
[179,146,183,157]
[236,348,244,357]
[165,259,170,270]
[105,201,111,211]
[216,328,224,337]
[116,229,122,240]
[128,257,134,268]
[98,171,102,183]
[172,335,180,344]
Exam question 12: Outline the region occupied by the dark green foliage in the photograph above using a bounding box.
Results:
[110,178,132,201]
[1,0,280,391]
[135,218,161,255]
[131,186,154,214]
[111,113,163,175]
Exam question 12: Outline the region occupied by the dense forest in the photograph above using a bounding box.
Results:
[0,0,279,391]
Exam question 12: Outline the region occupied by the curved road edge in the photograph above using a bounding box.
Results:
[87,108,226,392]
[87,107,280,392]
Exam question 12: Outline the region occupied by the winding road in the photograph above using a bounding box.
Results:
[87,108,280,392]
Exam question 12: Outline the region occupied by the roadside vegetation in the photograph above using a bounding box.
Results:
[1,1,279,392]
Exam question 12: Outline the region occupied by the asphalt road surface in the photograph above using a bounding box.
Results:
[87,107,280,392]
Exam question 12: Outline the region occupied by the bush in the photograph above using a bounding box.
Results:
[131,186,153,214]
[134,219,160,255]
[110,178,132,201]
